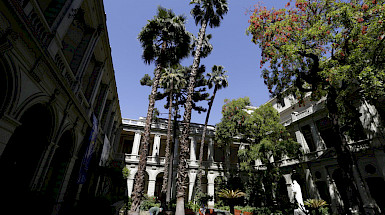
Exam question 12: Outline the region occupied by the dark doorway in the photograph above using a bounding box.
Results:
[366,177,385,212]
[42,130,75,212]
[155,172,164,198]
[0,103,54,213]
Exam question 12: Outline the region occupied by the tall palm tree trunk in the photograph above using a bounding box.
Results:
[129,65,162,215]
[167,104,179,202]
[161,85,174,209]
[196,86,217,195]
[175,20,208,215]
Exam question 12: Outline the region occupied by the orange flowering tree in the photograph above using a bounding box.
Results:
[247,0,384,213]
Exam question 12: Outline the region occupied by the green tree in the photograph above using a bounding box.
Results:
[240,103,300,207]
[140,64,209,206]
[159,65,187,208]
[216,98,301,207]
[196,65,228,196]
[175,1,228,214]
[130,7,191,215]
[246,0,384,213]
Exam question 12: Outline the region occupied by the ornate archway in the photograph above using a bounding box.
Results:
[0,103,55,213]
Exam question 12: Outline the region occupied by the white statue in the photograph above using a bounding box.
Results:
[292,179,306,215]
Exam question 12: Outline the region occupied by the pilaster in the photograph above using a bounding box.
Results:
[57,156,78,203]
[132,132,141,156]
[188,171,197,201]
[152,134,161,158]
[295,130,310,153]
[32,142,59,190]
[208,138,214,162]
[190,136,197,161]
[0,114,21,155]
[309,122,325,152]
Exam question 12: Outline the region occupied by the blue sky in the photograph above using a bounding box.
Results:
[103,0,287,126]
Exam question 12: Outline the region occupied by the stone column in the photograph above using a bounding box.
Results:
[131,132,141,157]
[188,171,197,202]
[0,115,21,155]
[57,156,78,203]
[152,134,161,157]
[295,130,310,153]
[147,171,157,196]
[208,138,214,162]
[127,168,137,197]
[326,173,340,214]
[309,122,325,152]
[190,136,197,161]
[305,169,320,199]
[127,178,135,197]
[207,173,216,207]
[283,174,294,203]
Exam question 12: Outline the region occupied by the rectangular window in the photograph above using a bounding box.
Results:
[301,125,316,152]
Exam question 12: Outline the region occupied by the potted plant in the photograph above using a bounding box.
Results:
[303,199,329,215]
[218,189,246,215]
[233,206,242,215]
[241,206,255,215]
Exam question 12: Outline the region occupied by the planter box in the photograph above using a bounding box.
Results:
[185,208,195,215]
[234,209,242,215]
[243,211,252,215]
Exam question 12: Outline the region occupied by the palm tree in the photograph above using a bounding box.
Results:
[175,1,228,215]
[159,65,187,209]
[130,7,191,215]
[218,188,246,215]
[196,65,228,196]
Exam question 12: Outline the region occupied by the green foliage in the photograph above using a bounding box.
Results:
[246,0,385,133]
[121,197,133,212]
[138,6,192,66]
[304,199,329,215]
[140,195,160,211]
[218,189,246,199]
[122,166,130,180]
[215,97,251,145]
[216,98,301,206]
[214,200,230,212]
[186,201,200,212]
[234,205,256,212]
[253,207,293,215]
[196,191,213,206]
[304,199,328,208]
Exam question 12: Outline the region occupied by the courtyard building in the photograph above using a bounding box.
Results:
[117,94,385,214]
[0,0,122,214]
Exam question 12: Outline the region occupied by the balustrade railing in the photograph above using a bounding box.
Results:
[10,0,52,48]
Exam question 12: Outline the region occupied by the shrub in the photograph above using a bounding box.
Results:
[304,199,329,215]
[186,201,200,212]
[140,195,160,211]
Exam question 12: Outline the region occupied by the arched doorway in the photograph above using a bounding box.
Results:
[155,172,164,198]
[0,103,54,213]
[42,130,75,212]
[276,176,291,209]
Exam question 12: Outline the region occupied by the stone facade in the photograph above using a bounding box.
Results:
[0,0,122,214]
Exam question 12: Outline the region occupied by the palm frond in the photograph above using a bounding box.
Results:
[304,199,328,208]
